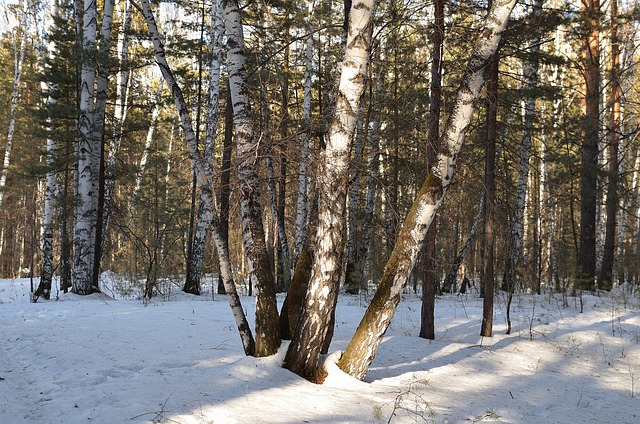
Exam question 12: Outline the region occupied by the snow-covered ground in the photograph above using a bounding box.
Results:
[1,276,639,423]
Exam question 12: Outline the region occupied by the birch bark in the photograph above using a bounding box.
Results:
[72,0,100,294]
[223,0,281,356]
[139,0,255,355]
[337,0,517,380]
[283,0,376,382]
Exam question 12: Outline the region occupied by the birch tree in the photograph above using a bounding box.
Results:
[223,0,281,356]
[337,0,517,380]
[72,0,101,294]
[139,0,255,355]
[283,0,377,382]
[36,0,61,301]
[184,0,225,295]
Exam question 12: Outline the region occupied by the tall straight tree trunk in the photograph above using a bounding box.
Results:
[0,0,28,212]
[503,0,542,297]
[293,31,314,267]
[139,0,255,355]
[284,0,377,383]
[91,0,115,284]
[185,0,224,295]
[481,44,498,337]
[337,0,517,380]
[217,86,233,295]
[36,0,61,301]
[72,0,100,295]
[223,0,280,357]
[599,0,620,290]
[578,0,601,291]
[420,0,444,341]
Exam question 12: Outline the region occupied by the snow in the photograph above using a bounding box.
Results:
[1,277,639,423]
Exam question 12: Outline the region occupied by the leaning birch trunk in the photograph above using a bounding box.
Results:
[184,0,224,295]
[139,0,255,356]
[337,0,517,380]
[223,0,281,356]
[36,0,62,301]
[72,0,100,295]
[293,31,314,267]
[0,0,28,212]
[103,0,132,234]
[503,0,542,295]
[283,0,376,382]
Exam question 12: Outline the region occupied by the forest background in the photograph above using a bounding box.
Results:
[1,0,640,381]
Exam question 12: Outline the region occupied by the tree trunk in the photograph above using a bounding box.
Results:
[284,0,376,383]
[420,0,444,341]
[578,0,600,291]
[481,45,498,337]
[223,0,280,357]
[293,31,314,268]
[72,0,100,295]
[218,86,233,295]
[139,0,255,355]
[184,0,224,295]
[503,0,542,297]
[599,0,620,291]
[36,0,61,301]
[337,0,517,380]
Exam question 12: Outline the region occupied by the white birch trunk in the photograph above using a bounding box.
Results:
[72,0,99,294]
[223,0,281,356]
[338,0,517,380]
[0,0,28,212]
[185,0,225,294]
[293,33,314,268]
[283,0,376,382]
[139,0,255,355]
[504,0,542,292]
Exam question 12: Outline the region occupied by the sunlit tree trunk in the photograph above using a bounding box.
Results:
[293,30,313,267]
[284,0,376,382]
[337,0,517,380]
[185,0,224,295]
[504,0,542,297]
[223,0,280,356]
[36,0,61,301]
[72,0,100,295]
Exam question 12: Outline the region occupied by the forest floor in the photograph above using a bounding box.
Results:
[1,275,639,423]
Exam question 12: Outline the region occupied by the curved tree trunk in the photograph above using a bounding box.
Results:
[284,0,377,383]
[337,0,517,380]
